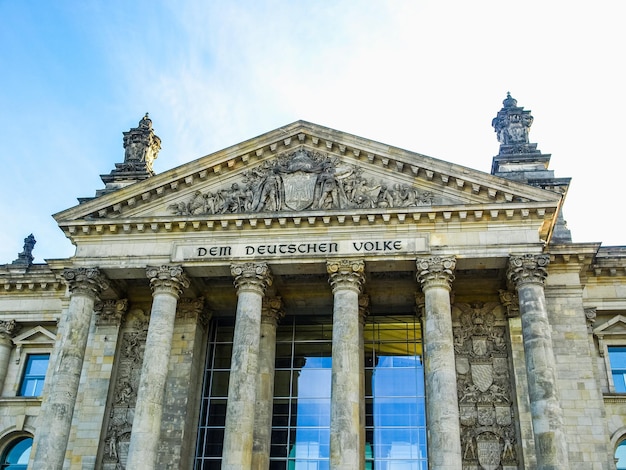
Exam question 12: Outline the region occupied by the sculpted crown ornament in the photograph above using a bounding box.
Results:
[122,113,161,174]
[169,148,434,216]
[416,256,456,291]
[507,254,550,288]
[0,320,17,339]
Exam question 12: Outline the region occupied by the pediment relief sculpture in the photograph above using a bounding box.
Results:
[168,149,435,216]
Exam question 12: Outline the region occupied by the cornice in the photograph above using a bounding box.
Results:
[57,201,555,239]
[53,122,561,225]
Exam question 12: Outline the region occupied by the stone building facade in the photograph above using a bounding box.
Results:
[1,96,625,469]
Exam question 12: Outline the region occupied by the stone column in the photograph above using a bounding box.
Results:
[222,263,273,470]
[327,259,366,470]
[0,320,17,393]
[252,297,284,470]
[32,267,109,470]
[415,256,462,469]
[126,265,190,470]
[507,254,570,469]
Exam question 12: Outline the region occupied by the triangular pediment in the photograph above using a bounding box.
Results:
[54,121,562,240]
[12,325,57,346]
[594,315,626,337]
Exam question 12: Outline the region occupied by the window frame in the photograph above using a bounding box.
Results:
[0,434,33,470]
[17,353,49,397]
[593,315,626,393]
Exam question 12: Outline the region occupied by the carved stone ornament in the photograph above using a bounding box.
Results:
[492,92,535,154]
[122,113,161,174]
[11,234,36,267]
[414,292,425,319]
[327,259,366,294]
[146,265,190,297]
[176,297,207,324]
[63,267,110,298]
[168,149,434,216]
[231,262,273,295]
[358,294,370,324]
[261,297,284,325]
[585,307,597,333]
[453,302,519,469]
[0,320,17,340]
[507,254,550,288]
[415,256,456,291]
[498,289,519,318]
[102,312,149,469]
[95,299,129,326]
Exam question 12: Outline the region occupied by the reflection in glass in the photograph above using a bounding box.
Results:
[195,316,427,469]
[1,437,32,470]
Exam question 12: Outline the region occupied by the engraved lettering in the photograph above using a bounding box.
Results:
[246,246,255,255]
[197,247,207,257]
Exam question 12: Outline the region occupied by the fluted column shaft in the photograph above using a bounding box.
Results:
[126,265,190,470]
[223,263,273,470]
[508,254,569,469]
[327,259,365,470]
[0,320,17,393]
[32,268,108,470]
[416,256,462,469]
[252,297,283,470]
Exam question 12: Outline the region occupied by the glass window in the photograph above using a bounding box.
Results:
[608,347,626,393]
[1,437,32,470]
[194,316,427,469]
[19,354,50,397]
[617,440,626,470]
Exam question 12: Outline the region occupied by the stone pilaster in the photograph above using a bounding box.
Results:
[507,254,570,469]
[327,259,365,470]
[252,297,284,470]
[126,266,190,470]
[0,320,17,393]
[358,294,369,470]
[415,256,462,469]
[32,267,109,470]
[67,299,128,468]
[223,263,273,470]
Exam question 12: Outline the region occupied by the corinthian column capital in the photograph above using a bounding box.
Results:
[146,265,190,297]
[507,254,549,288]
[95,299,129,326]
[261,297,284,326]
[415,256,456,291]
[231,263,273,296]
[0,320,17,341]
[327,259,365,294]
[63,267,109,299]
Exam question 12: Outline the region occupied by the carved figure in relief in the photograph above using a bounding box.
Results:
[170,149,435,216]
[463,430,476,459]
[115,381,133,404]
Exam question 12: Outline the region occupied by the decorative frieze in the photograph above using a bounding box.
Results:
[168,149,434,216]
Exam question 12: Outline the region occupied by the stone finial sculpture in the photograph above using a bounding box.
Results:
[122,113,161,174]
[491,92,535,153]
[11,234,36,266]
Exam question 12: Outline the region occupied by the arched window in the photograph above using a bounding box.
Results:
[617,439,626,470]
[0,437,32,470]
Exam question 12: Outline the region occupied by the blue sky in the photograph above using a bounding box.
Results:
[1,1,625,263]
